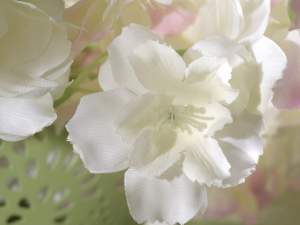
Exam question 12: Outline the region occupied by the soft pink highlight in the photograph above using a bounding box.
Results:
[149,6,196,38]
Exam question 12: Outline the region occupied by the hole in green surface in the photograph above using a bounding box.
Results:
[54,215,67,224]
[6,215,22,224]
[0,155,9,168]
[26,159,37,178]
[47,151,60,168]
[63,153,77,169]
[53,189,69,203]
[12,142,25,155]
[19,198,30,209]
[57,200,73,210]
[37,186,49,201]
[0,196,6,207]
[7,177,20,192]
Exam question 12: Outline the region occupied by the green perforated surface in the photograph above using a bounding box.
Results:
[0,130,135,225]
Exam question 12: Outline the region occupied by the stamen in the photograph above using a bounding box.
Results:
[158,105,215,134]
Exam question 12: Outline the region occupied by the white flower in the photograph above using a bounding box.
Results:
[183,0,287,187]
[67,25,236,224]
[168,0,271,48]
[65,19,286,224]
[0,0,72,141]
[66,2,287,225]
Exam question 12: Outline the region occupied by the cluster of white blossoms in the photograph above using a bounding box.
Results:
[66,0,287,225]
[0,0,71,141]
[0,0,292,224]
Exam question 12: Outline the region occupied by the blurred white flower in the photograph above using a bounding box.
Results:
[0,0,72,141]
[185,0,287,190]
[64,0,80,8]
[167,0,271,48]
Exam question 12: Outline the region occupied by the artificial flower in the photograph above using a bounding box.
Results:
[66,11,286,222]
[0,0,72,141]
[67,24,233,224]
[165,0,271,49]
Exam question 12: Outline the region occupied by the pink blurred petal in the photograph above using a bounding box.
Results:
[64,0,112,56]
[273,30,300,108]
[271,0,282,7]
[249,170,274,208]
[291,0,300,28]
[149,6,196,38]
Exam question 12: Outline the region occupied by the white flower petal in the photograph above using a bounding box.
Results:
[44,59,73,99]
[66,89,135,173]
[217,112,263,187]
[145,222,170,225]
[182,56,238,105]
[194,0,270,43]
[202,103,233,136]
[130,40,186,94]
[108,24,159,94]
[98,60,119,91]
[15,22,71,79]
[0,94,56,141]
[188,36,250,67]
[196,0,244,40]
[0,0,71,98]
[183,136,231,187]
[117,94,172,143]
[130,129,181,177]
[238,0,271,43]
[125,169,207,225]
[154,0,173,5]
[251,36,287,113]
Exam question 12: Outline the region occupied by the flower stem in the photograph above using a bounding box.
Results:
[54,52,107,108]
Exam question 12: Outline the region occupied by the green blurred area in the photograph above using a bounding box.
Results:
[0,130,300,225]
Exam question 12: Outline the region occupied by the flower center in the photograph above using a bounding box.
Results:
[159,105,214,134]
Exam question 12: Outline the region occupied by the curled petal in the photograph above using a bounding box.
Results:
[251,36,287,113]
[0,94,56,141]
[125,169,207,225]
[98,60,119,91]
[238,0,271,42]
[183,56,238,105]
[217,112,263,187]
[129,40,186,94]
[183,136,231,187]
[66,89,134,173]
[109,24,159,94]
